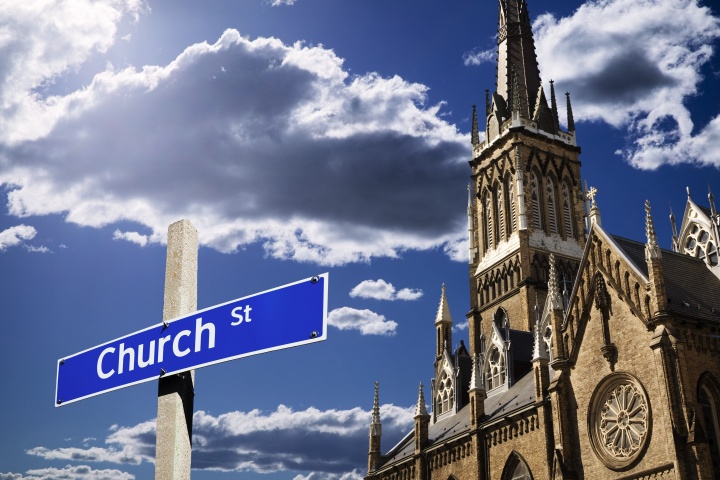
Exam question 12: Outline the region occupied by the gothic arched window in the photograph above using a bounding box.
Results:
[530,171,543,230]
[546,177,558,235]
[699,377,720,472]
[484,190,494,251]
[485,345,506,391]
[501,452,533,480]
[496,184,506,242]
[436,370,454,416]
[562,182,574,239]
[508,177,517,232]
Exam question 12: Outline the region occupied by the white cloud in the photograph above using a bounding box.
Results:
[268,0,297,5]
[293,470,364,480]
[0,9,470,266]
[328,307,398,335]
[0,465,134,480]
[462,47,495,66]
[453,320,468,332]
[28,404,414,475]
[349,279,423,301]
[112,230,149,247]
[532,0,720,168]
[0,0,145,145]
[0,225,37,250]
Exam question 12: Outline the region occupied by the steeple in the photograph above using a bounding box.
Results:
[496,0,542,120]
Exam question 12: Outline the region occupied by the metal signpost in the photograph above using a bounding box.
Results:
[55,272,328,406]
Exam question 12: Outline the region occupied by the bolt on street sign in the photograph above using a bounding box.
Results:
[56,273,328,406]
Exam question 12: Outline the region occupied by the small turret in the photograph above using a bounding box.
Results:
[414,383,430,454]
[435,285,453,357]
[468,353,486,427]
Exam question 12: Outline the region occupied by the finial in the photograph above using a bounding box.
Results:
[709,182,717,216]
[469,353,484,392]
[547,253,562,310]
[532,317,548,361]
[645,200,661,260]
[549,80,559,133]
[471,105,479,147]
[534,291,540,325]
[687,186,691,198]
[370,381,381,436]
[562,273,570,313]
[435,283,452,325]
[415,382,429,416]
[585,184,602,227]
[485,89,491,117]
[565,92,575,133]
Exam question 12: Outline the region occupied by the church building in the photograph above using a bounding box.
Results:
[365,0,720,478]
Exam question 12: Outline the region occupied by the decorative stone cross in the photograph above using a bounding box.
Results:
[587,186,598,207]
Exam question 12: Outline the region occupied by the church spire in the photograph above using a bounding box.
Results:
[496,0,542,120]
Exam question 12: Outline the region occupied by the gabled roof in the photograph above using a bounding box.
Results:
[378,372,536,468]
[612,236,720,324]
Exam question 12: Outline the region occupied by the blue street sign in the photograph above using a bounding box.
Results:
[56,273,328,406]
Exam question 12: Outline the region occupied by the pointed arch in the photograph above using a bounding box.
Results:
[506,173,517,233]
[698,373,720,472]
[530,170,543,230]
[501,451,534,480]
[546,176,558,234]
[483,189,494,251]
[562,181,574,239]
[496,181,506,242]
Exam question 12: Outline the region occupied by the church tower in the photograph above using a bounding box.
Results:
[468,0,586,358]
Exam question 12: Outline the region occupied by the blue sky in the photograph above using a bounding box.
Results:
[1,0,720,479]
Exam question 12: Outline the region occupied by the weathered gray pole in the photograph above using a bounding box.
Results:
[155,220,198,480]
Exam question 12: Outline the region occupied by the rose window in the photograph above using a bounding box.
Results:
[589,373,650,469]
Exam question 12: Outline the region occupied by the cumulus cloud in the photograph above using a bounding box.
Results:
[112,230,149,247]
[349,279,423,301]
[0,225,37,250]
[0,2,470,266]
[28,404,414,475]
[531,0,720,168]
[328,307,398,335]
[462,47,495,67]
[0,465,134,480]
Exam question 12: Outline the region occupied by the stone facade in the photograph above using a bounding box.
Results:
[365,1,720,479]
